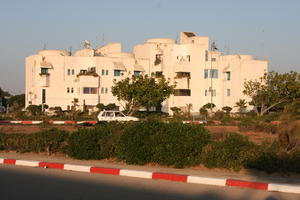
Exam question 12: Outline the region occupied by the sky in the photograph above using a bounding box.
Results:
[0,0,299,94]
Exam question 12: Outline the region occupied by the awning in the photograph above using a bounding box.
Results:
[222,65,231,73]
[40,60,53,69]
[113,62,126,71]
[133,64,145,72]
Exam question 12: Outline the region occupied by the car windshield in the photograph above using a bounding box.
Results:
[106,112,114,117]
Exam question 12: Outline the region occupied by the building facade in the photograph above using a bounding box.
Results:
[25,32,268,114]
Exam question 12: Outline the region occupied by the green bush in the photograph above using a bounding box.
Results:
[67,123,120,160]
[0,129,69,154]
[116,120,160,165]
[151,122,211,168]
[246,142,300,173]
[116,120,211,168]
[201,133,258,171]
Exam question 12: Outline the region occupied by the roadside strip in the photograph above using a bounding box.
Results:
[0,157,299,194]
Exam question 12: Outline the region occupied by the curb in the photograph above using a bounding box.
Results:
[1,157,299,194]
[0,121,97,125]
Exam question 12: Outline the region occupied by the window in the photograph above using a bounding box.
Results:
[83,87,97,94]
[212,89,216,97]
[226,71,231,80]
[101,69,105,76]
[80,69,87,74]
[67,69,71,75]
[174,89,191,96]
[211,58,217,62]
[41,68,48,74]
[67,87,70,93]
[187,55,190,62]
[114,70,121,76]
[134,71,141,76]
[105,88,108,94]
[88,67,96,72]
[204,69,209,79]
[205,51,208,61]
[106,69,109,75]
[71,69,75,75]
[71,88,74,93]
[115,112,125,117]
[210,69,218,78]
[205,89,208,96]
[42,89,46,104]
[227,89,231,96]
[101,87,104,94]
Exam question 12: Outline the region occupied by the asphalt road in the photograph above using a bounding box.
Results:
[0,165,299,200]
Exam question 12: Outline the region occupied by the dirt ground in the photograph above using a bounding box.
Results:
[0,124,277,144]
[204,126,277,144]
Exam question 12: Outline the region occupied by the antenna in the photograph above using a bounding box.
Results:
[69,46,72,55]
[42,42,47,50]
[101,34,105,46]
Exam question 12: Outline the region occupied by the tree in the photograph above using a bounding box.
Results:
[170,107,181,116]
[243,71,300,116]
[111,75,175,116]
[7,94,25,111]
[235,99,247,113]
[27,104,48,116]
[222,106,232,114]
[0,87,10,98]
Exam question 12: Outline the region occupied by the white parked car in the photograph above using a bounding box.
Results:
[97,111,139,122]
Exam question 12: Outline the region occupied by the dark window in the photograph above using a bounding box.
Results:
[83,87,89,94]
[106,70,109,75]
[71,69,75,75]
[227,89,231,96]
[205,51,208,61]
[114,70,121,76]
[210,69,218,78]
[211,58,217,62]
[174,89,191,96]
[205,89,208,96]
[41,68,48,74]
[101,87,104,94]
[226,71,231,80]
[67,69,71,75]
[42,89,46,103]
[204,69,209,79]
[176,72,190,78]
[80,69,87,74]
[71,88,74,93]
[101,69,105,75]
[134,71,141,76]
[67,87,70,93]
[105,88,108,93]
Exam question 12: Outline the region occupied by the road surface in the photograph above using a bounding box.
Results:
[0,165,298,200]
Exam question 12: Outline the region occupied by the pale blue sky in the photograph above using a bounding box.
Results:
[0,0,299,94]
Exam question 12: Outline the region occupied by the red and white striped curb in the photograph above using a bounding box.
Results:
[0,158,299,194]
[0,121,97,125]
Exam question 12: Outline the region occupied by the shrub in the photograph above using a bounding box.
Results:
[116,120,160,165]
[116,120,211,168]
[151,122,211,168]
[0,129,69,154]
[246,142,300,173]
[201,133,258,171]
[67,123,120,160]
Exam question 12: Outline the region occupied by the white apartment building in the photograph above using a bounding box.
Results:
[25,32,268,114]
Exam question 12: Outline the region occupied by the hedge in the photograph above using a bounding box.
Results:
[116,120,211,168]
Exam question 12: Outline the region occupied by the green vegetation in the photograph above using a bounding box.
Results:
[111,75,175,115]
[243,71,300,116]
[0,120,299,173]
